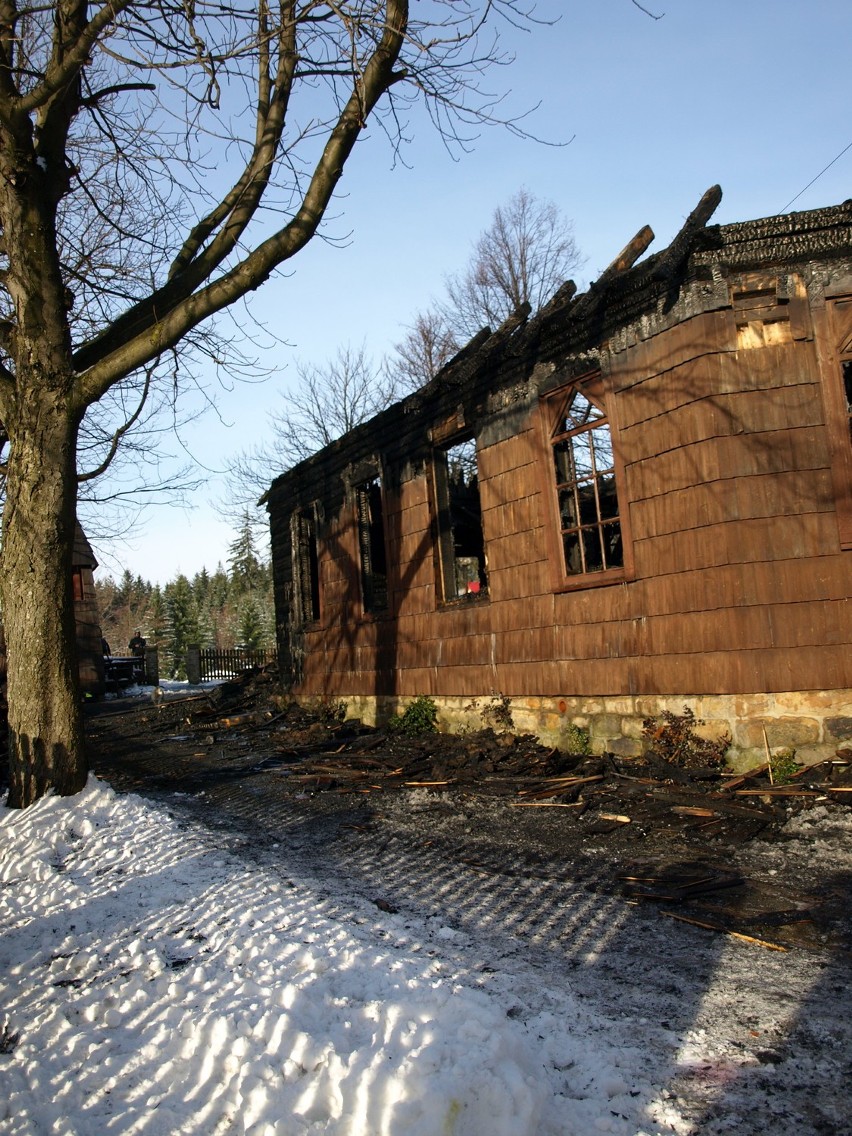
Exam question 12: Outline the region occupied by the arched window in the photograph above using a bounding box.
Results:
[549,379,624,578]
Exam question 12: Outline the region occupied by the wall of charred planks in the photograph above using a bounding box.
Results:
[266,201,852,766]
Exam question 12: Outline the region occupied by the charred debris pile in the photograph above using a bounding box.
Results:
[83,672,852,952]
[93,670,852,848]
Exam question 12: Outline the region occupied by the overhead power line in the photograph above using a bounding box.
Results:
[780,140,852,214]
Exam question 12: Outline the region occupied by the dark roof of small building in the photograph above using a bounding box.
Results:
[72,521,98,569]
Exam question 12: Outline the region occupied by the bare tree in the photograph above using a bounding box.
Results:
[0,0,546,807]
[228,343,397,523]
[447,188,584,335]
[271,344,399,466]
[391,188,584,388]
[389,308,460,394]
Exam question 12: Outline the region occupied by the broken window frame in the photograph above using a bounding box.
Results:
[431,432,489,604]
[832,354,852,549]
[354,474,389,615]
[542,374,632,590]
[821,291,852,550]
[292,507,321,626]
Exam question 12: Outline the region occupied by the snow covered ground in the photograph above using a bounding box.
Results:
[1,777,850,1136]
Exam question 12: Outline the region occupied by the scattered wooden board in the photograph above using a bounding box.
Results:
[719,763,769,792]
[510,801,585,808]
[734,788,822,797]
[218,713,257,728]
[516,774,603,801]
[661,910,787,951]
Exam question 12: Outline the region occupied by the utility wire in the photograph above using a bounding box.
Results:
[779,140,852,213]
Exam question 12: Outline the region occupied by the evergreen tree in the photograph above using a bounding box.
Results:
[228,513,265,596]
[193,568,211,605]
[196,596,217,650]
[208,565,231,612]
[238,598,264,650]
[148,586,172,676]
[163,576,200,679]
[117,569,134,607]
[133,575,152,604]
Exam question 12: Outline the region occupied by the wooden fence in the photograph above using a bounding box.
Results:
[194,646,278,682]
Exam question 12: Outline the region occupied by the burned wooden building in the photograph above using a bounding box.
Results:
[266,191,852,767]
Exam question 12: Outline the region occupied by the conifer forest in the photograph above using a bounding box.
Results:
[96,517,274,680]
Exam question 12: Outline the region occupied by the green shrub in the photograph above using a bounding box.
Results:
[563,723,591,757]
[389,695,438,736]
[770,747,800,785]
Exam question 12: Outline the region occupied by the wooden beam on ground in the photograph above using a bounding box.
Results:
[720,762,769,792]
[661,910,787,951]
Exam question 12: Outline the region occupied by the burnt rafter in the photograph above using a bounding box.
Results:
[651,184,723,282]
[268,191,852,514]
[527,186,721,354]
[427,328,492,388]
[431,302,532,387]
[537,279,578,321]
[566,223,657,326]
[405,304,534,414]
[439,304,532,389]
[399,189,719,418]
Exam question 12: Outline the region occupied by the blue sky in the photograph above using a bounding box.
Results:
[94,0,851,583]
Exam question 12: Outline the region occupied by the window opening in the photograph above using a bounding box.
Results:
[551,384,623,576]
[824,303,852,550]
[294,510,320,623]
[355,476,388,612]
[434,435,488,600]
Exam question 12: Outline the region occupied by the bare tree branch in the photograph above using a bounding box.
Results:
[76,360,154,482]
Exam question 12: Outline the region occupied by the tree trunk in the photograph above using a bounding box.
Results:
[0,106,88,807]
[1,395,86,808]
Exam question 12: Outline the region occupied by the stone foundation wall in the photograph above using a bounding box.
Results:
[324,690,852,771]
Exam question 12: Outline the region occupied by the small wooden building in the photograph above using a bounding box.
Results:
[0,522,105,700]
[266,193,852,767]
[72,522,106,698]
